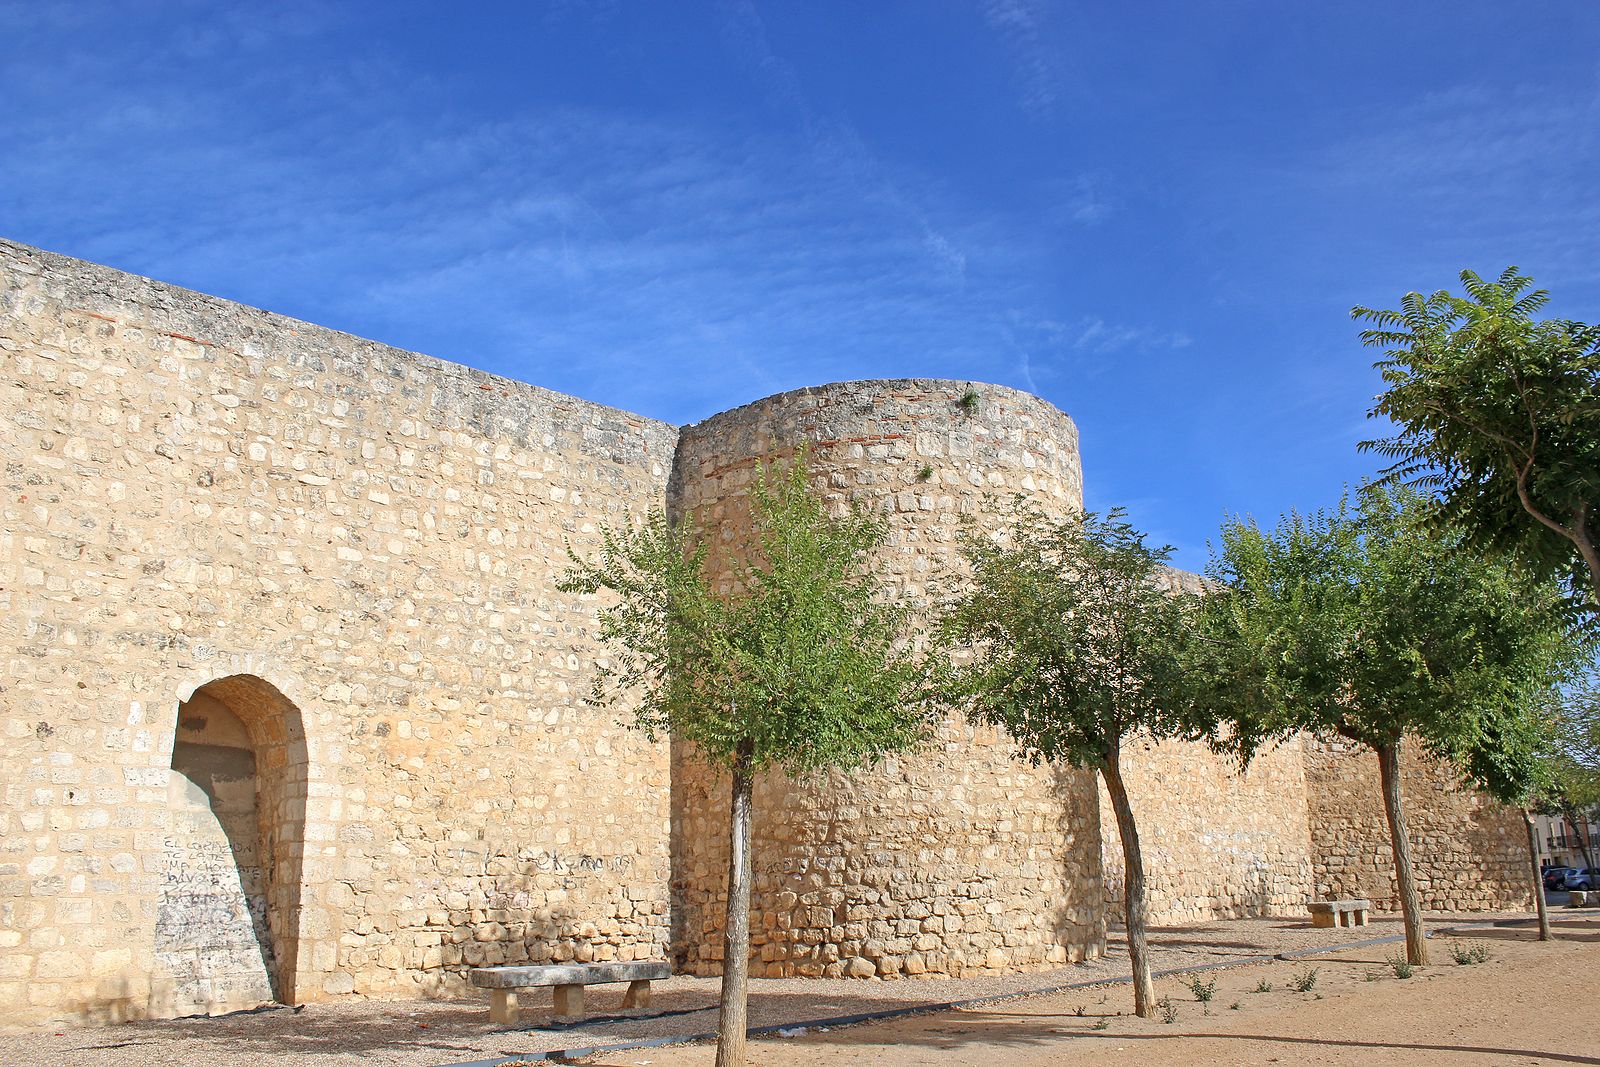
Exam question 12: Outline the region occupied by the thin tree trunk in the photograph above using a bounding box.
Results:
[1376,739,1428,966]
[1570,523,1600,611]
[715,740,756,1067]
[1101,753,1155,1018]
[1524,808,1551,942]
[1511,471,1600,609]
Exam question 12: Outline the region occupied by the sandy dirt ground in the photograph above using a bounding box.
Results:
[605,914,1600,1067]
[2,912,1593,1066]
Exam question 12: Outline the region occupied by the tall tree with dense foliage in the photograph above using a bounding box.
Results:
[1195,485,1577,965]
[1355,268,1600,609]
[943,504,1200,1018]
[559,455,935,1067]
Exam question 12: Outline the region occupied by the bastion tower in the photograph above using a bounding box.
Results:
[668,381,1106,978]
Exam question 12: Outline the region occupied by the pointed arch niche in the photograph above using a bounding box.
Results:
[157,674,309,1015]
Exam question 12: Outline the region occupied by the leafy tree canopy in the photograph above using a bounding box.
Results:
[558,453,934,775]
[1355,268,1600,609]
[942,503,1199,767]
[1195,484,1582,761]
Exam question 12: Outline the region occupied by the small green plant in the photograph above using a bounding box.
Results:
[957,386,980,414]
[1386,952,1413,979]
[1073,1004,1087,1017]
[1289,967,1319,993]
[1229,1001,1242,1011]
[1185,974,1217,1004]
[1363,968,1382,982]
[1091,1018,1109,1031]
[1252,978,1273,993]
[1449,940,1491,965]
[916,464,934,482]
[1158,997,1178,1024]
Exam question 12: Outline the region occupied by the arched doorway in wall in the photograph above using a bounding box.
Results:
[157,675,308,1015]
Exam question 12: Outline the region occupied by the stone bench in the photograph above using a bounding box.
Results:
[469,961,671,1025]
[1569,890,1597,908]
[1308,899,1370,928]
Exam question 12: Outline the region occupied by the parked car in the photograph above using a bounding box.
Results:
[1544,866,1575,891]
[1562,867,1600,891]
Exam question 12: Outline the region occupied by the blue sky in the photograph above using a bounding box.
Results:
[4,1,1597,570]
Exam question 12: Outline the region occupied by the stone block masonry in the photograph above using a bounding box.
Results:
[0,238,1530,1027]
[1303,737,1529,912]
[0,239,677,1024]
[1098,737,1314,925]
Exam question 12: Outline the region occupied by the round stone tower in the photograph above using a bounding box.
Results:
[668,379,1106,979]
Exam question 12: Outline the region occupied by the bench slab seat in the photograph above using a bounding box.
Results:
[1307,899,1371,928]
[470,961,670,1025]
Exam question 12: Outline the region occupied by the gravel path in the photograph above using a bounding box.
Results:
[0,912,1535,1067]
[622,913,1600,1067]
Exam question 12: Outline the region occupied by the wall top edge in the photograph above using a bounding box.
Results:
[0,236,678,438]
[683,377,1078,434]
[2,238,1074,441]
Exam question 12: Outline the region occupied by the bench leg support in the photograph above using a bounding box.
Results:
[553,983,585,1018]
[622,979,652,1010]
[1310,911,1335,928]
[490,989,519,1026]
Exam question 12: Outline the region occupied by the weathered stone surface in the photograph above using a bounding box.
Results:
[1098,735,1315,925]
[1303,737,1530,912]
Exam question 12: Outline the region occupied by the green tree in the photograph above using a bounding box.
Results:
[1458,697,1566,942]
[1195,485,1574,965]
[558,455,935,1067]
[1355,268,1600,609]
[943,504,1200,1018]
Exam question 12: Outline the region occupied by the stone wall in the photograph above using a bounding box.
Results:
[1098,737,1314,925]
[668,381,1107,979]
[0,239,678,1025]
[1303,737,1530,911]
[0,239,1535,1026]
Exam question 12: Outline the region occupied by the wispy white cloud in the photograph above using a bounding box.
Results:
[978,0,1065,119]
[0,21,1024,421]
[716,0,971,289]
[0,2,1155,429]
[1049,173,1114,226]
[1285,81,1600,294]
[996,310,1192,395]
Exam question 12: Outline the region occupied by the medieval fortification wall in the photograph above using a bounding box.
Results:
[0,240,677,1023]
[0,239,1529,1026]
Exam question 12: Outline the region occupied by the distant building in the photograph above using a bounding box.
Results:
[1537,810,1600,870]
